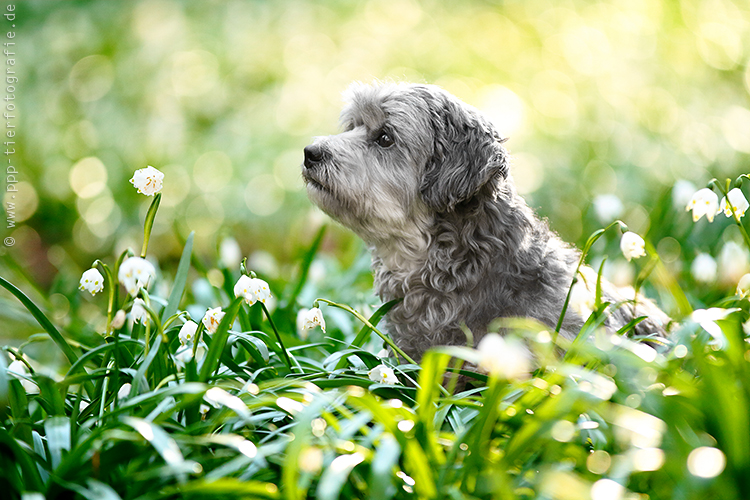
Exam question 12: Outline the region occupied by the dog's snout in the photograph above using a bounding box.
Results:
[304,144,328,169]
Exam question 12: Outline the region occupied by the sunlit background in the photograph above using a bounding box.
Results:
[3,0,750,340]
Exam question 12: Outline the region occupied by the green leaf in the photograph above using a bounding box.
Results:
[0,276,78,365]
[369,433,400,500]
[0,427,44,492]
[199,297,243,382]
[350,299,401,349]
[284,224,327,311]
[161,231,194,323]
[120,416,194,471]
[140,192,162,258]
[45,416,71,470]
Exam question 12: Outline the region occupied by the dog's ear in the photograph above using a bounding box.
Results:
[419,95,509,213]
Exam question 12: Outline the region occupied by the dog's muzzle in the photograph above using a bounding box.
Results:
[303,144,328,170]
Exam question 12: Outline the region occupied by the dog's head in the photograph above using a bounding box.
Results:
[302,82,509,243]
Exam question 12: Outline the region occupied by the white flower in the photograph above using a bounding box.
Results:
[620,232,646,261]
[7,359,37,393]
[233,275,271,306]
[368,365,398,385]
[111,309,127,329]
[219,238,243,269]
[297,307,326,337]
[179,320,198,346]
[719,188,750,218]
[592,194,624,224]
[738,273,750,298]
[129,165,164,196]
[199,404,210,416]
[686,188,719,222]
[691,253,717,283]
[175,342,206,364]
[202,307,225,334]
[476,333,531,380]
[118,256,156,297]
[79,268,104,296]
[131,298,149,324]
[118,383,132,400]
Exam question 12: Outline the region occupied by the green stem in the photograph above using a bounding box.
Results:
[553,220,627,343]
[141,193,162,258]
[93,260,115,335]
[315,298,417,365]
[260,302,294,371]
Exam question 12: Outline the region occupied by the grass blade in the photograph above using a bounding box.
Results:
[161,231,194,323]
[199,297,243,382]
[0,276,78,365]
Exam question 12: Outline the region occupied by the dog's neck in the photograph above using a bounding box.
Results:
[371,181,577,302]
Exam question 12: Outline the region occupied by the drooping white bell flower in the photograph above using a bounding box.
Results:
[368,364,398,385]
[719,188,750,219]
[129,165,164,196]
[79,268,105,296]
[686,188,719,223]
[202,307,225,334]
[297,307,326,337]
[178,320,198,346]
[131,298,149,324]
[118,256,156,297]
[620,232,646,262]
[233,275,271,306]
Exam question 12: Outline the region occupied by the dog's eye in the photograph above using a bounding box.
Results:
[375,131,395,148]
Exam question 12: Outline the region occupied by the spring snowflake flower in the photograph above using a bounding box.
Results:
[719,188,749,218]
[131,298,149,324]
[691,253,718,283]
[118,256,156,297]
[179,320,198,346]
[129,165,164,196]
[476,333,531,380]
[686,188,719,222]
[368,365,398,385]
[234,275,271,306]
[202,307,225,334]
[620,232,646,261]
[79,268,105,296]
[7,359,37,393]
[111,309,127,329]
[737,274,750,298]
[297,307,326,337]
[118,383,132,400]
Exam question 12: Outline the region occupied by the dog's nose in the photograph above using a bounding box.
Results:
[304,144,327,169]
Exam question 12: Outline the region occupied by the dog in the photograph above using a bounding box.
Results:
[302,81,670,362]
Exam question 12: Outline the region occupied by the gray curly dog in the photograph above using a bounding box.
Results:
[302,81,670,362]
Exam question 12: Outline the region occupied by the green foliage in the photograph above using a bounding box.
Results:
[3,174,750,499]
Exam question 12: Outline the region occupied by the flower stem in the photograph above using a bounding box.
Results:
[260,302,294,371]
[141,193,161,258]
[315,298,417,365]
[94,260,115,335]
[553,220,627,343]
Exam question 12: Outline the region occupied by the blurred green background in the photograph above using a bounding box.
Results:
[3,0,750,341]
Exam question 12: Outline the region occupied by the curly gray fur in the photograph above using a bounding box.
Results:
[302,81,669,362]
